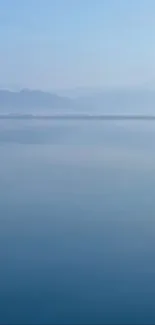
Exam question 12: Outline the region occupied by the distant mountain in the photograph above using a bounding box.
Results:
[75,89,155,115]
[57,87,155,115]
[0,89,72,114]
[1,88,155,115]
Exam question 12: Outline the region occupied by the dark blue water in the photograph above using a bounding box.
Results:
[1,119,155,324]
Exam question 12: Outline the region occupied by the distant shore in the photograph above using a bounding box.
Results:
[1,114,155,120]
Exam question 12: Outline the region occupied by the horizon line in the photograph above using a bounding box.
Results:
[1,114,155,121]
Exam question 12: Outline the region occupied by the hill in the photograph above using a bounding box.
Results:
[0,89,72,114]
[1,88,155,115]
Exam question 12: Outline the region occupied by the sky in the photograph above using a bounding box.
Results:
[1,0,155,90]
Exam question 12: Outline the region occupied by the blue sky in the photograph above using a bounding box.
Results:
[1,0,155,90]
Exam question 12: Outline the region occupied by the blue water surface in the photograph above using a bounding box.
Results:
[1,119,155,324]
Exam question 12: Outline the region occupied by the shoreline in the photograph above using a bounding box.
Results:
[1,114,155,120]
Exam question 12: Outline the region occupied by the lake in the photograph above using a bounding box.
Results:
[1,118,155,324]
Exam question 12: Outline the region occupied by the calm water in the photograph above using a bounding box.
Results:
[1,119,155,324]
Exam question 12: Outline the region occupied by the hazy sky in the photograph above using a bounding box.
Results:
[1,0,155,90]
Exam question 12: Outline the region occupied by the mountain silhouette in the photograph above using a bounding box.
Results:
[1,88,155,115]
[0,89,72,113]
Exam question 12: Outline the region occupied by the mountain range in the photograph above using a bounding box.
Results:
[0,89,72,114]
[1,88,155,115]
